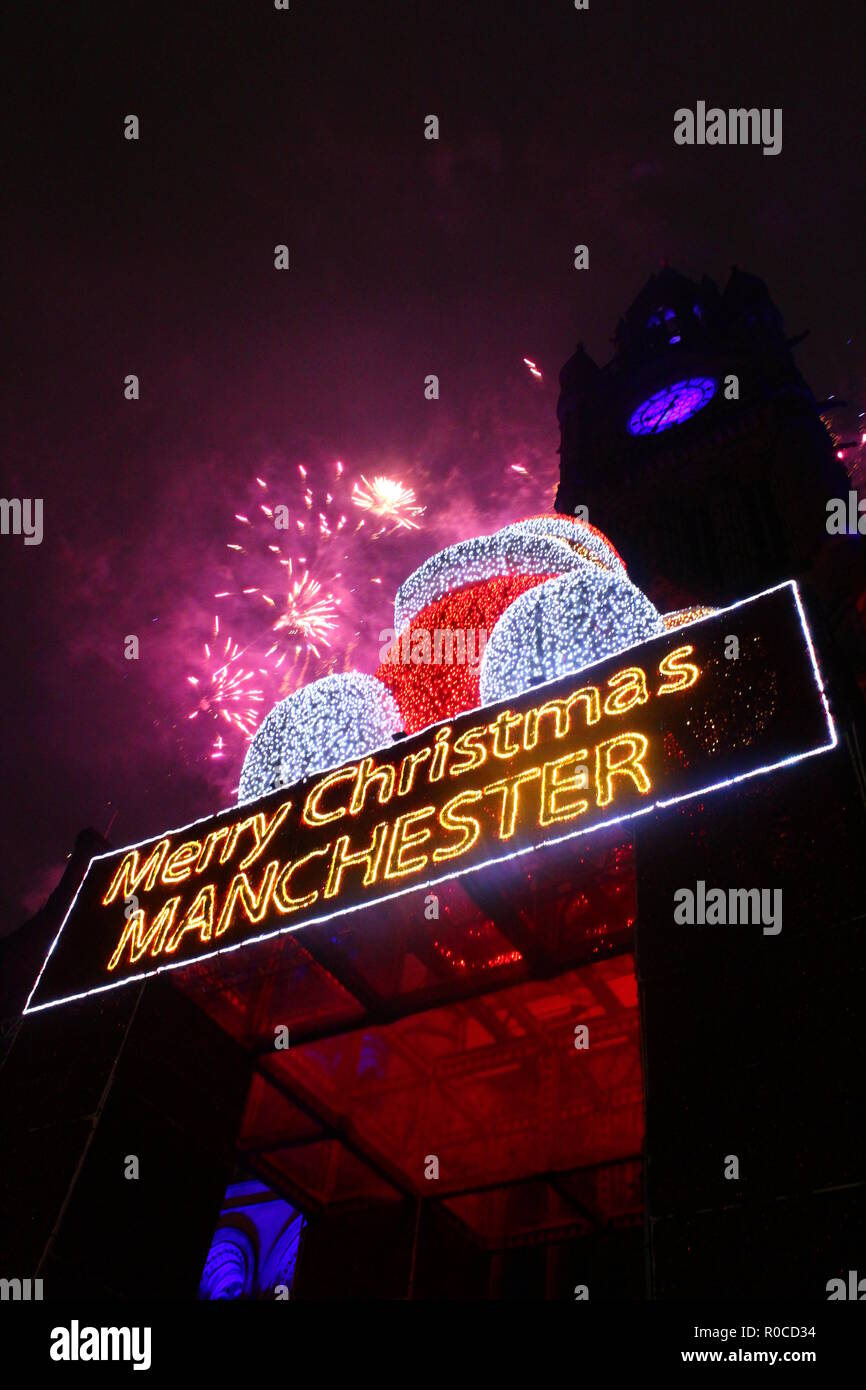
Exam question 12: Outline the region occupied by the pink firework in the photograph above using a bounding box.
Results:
[183,458,428,773]
[186,617,268,757]
[214,459,420,672]
[351,474,425,532]
[272,570,340,653]
[216,462,356,653]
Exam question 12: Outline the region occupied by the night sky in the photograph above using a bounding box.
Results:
[2,0,863,930]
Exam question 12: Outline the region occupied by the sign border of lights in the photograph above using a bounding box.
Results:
[23,580,837,1016]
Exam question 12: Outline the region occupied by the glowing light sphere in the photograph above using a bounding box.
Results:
[376,571,555,733]
[500,515,626,574]
[395,515,624,632]
[479,569,664,704]
[238,671,402,802]
[627,377,716,435]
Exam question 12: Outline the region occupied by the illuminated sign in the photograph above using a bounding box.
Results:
[25,581,835,1013]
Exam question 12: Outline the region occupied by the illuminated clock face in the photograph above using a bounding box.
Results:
[627,376,716,436]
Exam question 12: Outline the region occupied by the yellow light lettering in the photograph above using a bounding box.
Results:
[540,750,590,826]
[238,800,292,869]
[106,897,181,971]
[488,710,523,760]
[303,766,357,826]
[432,790,483,862]
[429,726,452,781]
[523,687,600,750]
[603,666,649,717]
[384,807,436,880]
[163,884,216,954]
[102,839,170,906]
[657,644,700,695]
[348,757,395,815]
[219,818,248,864]
[397,746,431,796]
[484,767,541,840]
[448,724,489,776]
[272,846,331,914]
[323,821,390,899]
[195,827,229,873]
[215,859,281,938]
[595,733,651,808]
[161,840,202,886]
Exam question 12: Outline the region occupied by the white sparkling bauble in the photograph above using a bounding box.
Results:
[394,519,622,631]
[479,570,664,704]
[238,672,402,803]
[498,516,626,574]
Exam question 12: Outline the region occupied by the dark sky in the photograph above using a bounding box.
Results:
[1,0,863,931]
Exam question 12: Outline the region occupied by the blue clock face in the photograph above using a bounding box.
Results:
[628,377,716,436]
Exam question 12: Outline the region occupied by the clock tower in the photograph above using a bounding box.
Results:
[554,266,862,673]
[556,268,866,1300]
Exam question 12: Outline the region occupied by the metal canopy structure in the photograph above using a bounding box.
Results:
[175,828,644,1253]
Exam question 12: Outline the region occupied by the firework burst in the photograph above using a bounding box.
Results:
[272,570,341,653]
[182,458,426,772]
[215,462,354,654]
[215,461,424,658]
[351,474,425,532]
[186,617,269,757]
